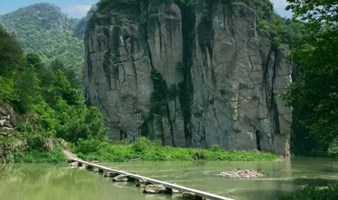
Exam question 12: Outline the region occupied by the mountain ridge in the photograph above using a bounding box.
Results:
[0,3,88,81]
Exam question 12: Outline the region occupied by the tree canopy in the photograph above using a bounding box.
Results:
[0,3,85,81]
[0,26,105,145]
[285,0,338,154]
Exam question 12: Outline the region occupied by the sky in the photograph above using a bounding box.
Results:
[0,0,292,19]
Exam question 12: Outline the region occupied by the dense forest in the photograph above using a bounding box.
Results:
[284,0,338,157]
[0,25,105,162]
[0,3,85,82]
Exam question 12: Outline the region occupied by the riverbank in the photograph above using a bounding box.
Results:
[0,131,66,163]
[2,133,277,163]
[73,137,277,162]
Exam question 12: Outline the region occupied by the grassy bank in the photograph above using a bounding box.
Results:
[279,184,338,200]
[13,149,65,163]
[74,137,277,162]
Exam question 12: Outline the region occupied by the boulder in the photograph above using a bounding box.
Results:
[217,169,265,179]
[143,184,169,194]
[182,192,203,200]
[112,174,129,182]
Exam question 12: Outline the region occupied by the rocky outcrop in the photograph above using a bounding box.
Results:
[0,103,17,130]
[84,0,292,155]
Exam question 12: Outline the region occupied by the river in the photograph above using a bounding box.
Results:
[0,157,337,200]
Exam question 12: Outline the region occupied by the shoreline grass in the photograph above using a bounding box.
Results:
[74,137,277,162]
[279,184,338,200]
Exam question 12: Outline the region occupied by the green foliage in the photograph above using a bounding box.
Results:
[14,66,42,113]
[0,26,106,163]
[0,3,84,81]
[279,184,338,200]
[0,77,16,103]
[75,137,277,162]
[26,135,46,151]
[284,0,338,152]
[150,70,169,116]
[55,101,106,143]
[328,138,338,158]
[286,0,338,26]
[13,149,66,163]
[132,136,160,152]
[0,26,23,75]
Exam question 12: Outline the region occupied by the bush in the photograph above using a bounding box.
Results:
[191,151,207,160]
[328,138,338,158]
[27,135,46,151]
[74,136,277,162]
[132,137,160,153]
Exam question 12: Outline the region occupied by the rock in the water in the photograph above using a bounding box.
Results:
[104,172,118,177]
[181,192,202,200]
[68,162,79,168]
[143,184,169,194]
[94,168,102,173]
[136,179,147,188]
[84,0,292,155]
[217,169,264,179]
[79,164,87,170]
[112,174,129,182]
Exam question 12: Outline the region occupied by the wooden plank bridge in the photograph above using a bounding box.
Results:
[68,157,235,200]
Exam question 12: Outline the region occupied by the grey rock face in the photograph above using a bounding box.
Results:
[84,1,292,155]
[0,103,17,130]
[143,184,169,194]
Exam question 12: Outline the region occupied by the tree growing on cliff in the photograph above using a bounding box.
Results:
[285,0,338,153]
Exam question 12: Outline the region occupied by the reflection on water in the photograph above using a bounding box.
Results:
[0,157,337,200]
[0,164,152,200]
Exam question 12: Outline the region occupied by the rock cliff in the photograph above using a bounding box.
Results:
[84,0,292,155]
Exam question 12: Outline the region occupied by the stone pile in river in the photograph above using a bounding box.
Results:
[217,169,264,179]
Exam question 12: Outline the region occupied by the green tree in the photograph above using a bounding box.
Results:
[285,0,338,152]
[0,26,23,75]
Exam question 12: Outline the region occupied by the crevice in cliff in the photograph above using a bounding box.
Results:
[94,80,114,125]
[165,103,176,146]
[262,45,282,152]
[103,50,112,90]
[271,48,281,135]
[142,2,155,71]
[198,1,216,86]
[123,40,138,86]
[159,116,165,145]
[255,130,261,151]
[222,0,235,37]
[85,52,93,105]
[120,130,127,140]
[177,3,195,147]
[263,47,273,93]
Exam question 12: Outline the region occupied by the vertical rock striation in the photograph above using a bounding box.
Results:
[84,0,292,155]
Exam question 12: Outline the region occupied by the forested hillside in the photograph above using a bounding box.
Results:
[0,25,105,163]
[0,3,85,82]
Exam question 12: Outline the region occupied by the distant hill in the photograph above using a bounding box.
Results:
[0,3,88,81]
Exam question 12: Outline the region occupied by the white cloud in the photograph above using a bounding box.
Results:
[271,0,288,9]
[63,4,91,14]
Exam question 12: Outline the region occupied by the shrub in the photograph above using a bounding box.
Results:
[132,137,159,153]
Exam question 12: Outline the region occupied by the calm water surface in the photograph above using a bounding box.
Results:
[0,157,337,200]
